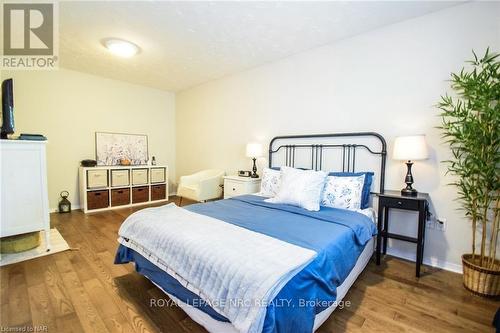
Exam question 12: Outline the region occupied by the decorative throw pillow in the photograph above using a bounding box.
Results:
[321,174,365,210]
[266,166,327,211]
[259,168,281,197]
[328,172,374,209]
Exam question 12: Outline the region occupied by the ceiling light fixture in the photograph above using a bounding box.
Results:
[103,38,140,58]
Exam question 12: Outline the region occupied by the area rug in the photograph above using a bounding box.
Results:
[0,229,70,267]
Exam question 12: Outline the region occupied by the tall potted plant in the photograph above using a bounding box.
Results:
[438,48,499,297]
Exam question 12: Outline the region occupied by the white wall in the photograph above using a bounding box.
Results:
[1,69,176,210]
[176,2,500,271]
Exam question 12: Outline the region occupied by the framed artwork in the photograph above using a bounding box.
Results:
[95,132,148,165]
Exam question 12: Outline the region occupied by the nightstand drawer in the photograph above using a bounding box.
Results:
[223,176,261,199]
[381,196,419,210]
[226,181,247,197]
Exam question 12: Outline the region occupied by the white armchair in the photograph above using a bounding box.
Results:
[177,169,225,205]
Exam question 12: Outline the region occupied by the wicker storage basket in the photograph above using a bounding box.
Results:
[462,254,500,297]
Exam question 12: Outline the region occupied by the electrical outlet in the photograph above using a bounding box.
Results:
[435,217,447,232]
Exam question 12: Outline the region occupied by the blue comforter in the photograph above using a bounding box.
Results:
[115,195,376,333]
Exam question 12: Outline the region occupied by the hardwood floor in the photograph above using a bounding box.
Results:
[1,197,498,333]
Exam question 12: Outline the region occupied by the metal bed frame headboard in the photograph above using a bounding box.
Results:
[268,132,387,193]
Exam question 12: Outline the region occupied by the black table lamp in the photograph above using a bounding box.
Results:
[393,135,429,196]
[246,143,263,178]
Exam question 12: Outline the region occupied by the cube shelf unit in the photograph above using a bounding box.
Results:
[79,165,168,213]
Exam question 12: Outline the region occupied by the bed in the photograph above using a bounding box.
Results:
[115,132,387,333]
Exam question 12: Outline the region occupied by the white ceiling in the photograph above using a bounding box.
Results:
[59,1,461,92]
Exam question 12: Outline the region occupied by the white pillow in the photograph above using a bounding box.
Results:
[266,166,327,211]
[321,174,365,210]
[259,168,281,197]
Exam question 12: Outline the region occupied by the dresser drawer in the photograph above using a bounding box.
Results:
[87,190,109,210]
[151,184,166,201]
[111,188,130,206]
[151,167,166,183]
[111,170,130,187]
[132,186,149,203]
[131,169,148,185]
[87,170,108,189]
[381,196,419,210]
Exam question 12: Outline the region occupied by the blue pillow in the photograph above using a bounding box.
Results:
[328,172,374,209]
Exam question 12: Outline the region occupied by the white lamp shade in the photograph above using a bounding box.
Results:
[393,135,429,161]
[246,143,263,158]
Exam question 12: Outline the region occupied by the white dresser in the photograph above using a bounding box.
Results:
[0,140,51,250]
[223,176,261,199]
[79,165,169,213]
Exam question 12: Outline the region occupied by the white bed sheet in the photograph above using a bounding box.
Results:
[149,237,375,333]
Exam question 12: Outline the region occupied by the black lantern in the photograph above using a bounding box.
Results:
[58,191,71,213]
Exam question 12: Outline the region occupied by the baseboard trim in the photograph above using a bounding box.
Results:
[51,205,81,213]
[386,247,463,274]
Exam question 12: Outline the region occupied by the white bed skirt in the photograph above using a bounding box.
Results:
[149,237,375,333]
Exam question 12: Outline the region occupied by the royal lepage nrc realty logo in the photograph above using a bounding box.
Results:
[2,2,58,69]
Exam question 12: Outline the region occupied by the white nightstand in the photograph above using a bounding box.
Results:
[223,176,261,199]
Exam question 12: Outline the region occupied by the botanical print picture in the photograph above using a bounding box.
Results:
[95,132,148,165]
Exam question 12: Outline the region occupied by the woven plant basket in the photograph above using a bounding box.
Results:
[462,254,500,297]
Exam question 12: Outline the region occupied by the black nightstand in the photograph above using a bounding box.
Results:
[376,190,429,277]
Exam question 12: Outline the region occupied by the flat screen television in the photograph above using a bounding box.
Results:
[1,78,14,139]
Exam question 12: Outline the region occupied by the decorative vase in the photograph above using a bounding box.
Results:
[462,254,500,297]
